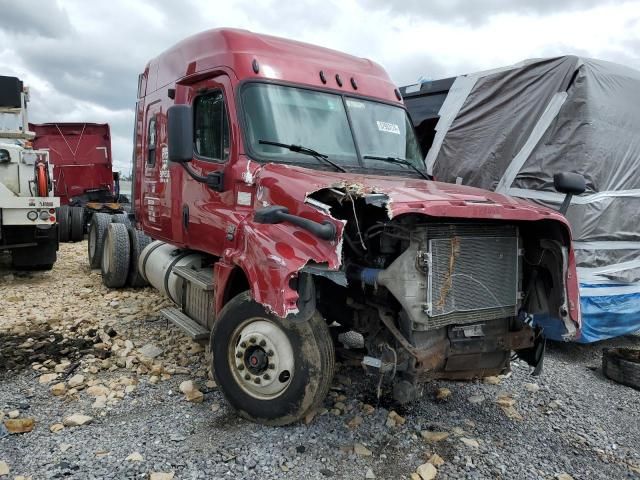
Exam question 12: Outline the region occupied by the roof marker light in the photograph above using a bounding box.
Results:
[350,77,358,90]
[252,59,260,74]
[394,88,402,100]
[319,71,327,84]
[335,74,343,87]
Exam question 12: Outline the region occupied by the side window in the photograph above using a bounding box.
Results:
[194,91,229,161]
[147,115,157,167]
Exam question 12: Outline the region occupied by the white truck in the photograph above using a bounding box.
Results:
[0,75,59,269]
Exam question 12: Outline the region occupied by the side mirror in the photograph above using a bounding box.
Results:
[553,172,586,215]
[167,105,193,163]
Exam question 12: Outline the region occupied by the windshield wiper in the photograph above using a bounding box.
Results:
[258,140,346,173]
[363,155,431,181]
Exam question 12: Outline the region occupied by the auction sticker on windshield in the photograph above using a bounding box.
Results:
[376,121,400,134]
[346,99,365,109]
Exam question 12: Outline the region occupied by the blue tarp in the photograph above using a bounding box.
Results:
[535,282,640,343]
[577,283,640,343]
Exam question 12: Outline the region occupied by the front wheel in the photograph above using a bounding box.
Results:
[211,291,335,426]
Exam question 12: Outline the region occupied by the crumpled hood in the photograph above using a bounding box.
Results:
[254,163,569,226]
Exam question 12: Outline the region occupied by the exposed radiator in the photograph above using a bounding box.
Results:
[425,224,520,329]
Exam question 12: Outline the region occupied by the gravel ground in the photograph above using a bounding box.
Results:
[0,242,639,480]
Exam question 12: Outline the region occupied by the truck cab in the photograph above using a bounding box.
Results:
[0,76,59,269]
[130,29,581,425]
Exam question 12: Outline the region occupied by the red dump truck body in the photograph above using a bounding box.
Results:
[29,123,114,205]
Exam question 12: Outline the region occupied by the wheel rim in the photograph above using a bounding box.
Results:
[102,231,111,272]
[228,318,294,400]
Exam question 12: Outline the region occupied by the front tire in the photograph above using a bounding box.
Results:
[211,291,335,426]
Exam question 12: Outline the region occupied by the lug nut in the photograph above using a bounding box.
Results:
[244,374,250,380]
[263,374,270,380]
[240,341,247,348]
[267,350,274,357]
[249,337,257,344]
[238,364,245,371]
[268,363,275,369]
[254,377,261,384]
[259,340,266,347]
[236,352,242,358]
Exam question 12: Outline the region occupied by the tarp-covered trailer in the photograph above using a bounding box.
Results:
[29,122,126,242]
[401,56,640,343]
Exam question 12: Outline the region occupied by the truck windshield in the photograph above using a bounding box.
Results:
[345,98,423,169]
[241,83,425,174]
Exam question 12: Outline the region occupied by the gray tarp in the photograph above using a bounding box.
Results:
[422,56,640,282]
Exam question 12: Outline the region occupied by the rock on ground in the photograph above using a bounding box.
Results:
[62,414,93,427]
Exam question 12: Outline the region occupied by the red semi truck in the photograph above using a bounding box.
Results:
[29,122,126,242]
[93,29,584,425]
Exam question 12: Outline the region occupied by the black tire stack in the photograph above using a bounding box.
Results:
[603,348,640,390]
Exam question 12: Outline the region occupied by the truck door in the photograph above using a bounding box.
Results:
[181,77,234,256]
[141,101,173,240]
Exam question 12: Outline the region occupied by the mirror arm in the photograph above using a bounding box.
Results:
[180,163,224,192]
[559,193,573,215]
[180,162,208,183]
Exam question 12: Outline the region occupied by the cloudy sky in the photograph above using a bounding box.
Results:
[1,0,639,172]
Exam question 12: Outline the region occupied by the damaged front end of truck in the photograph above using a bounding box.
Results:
[229,163,581,404]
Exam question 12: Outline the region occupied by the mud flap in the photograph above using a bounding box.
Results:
[287,272,316,323]
[517,333,546,376]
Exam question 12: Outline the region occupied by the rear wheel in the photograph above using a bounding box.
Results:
[57,205,70,242]
[101,223,130,288]
[70,206,85,241]
[126,227,152,287]
[111,213,130,225]
[211,291,334,426]
[88,213,111,269]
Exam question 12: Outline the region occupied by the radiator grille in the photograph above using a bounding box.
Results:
[426,226,519,329]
